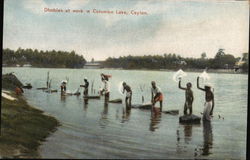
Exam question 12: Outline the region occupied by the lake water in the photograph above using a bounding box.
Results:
[2,67,248,159]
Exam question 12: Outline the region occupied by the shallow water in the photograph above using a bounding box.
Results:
[2,67,248,159]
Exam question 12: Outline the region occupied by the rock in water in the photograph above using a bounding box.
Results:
[2,73,23,90]
[162,110,179,115]
[22,83,32,89]
[37,87,48,90]
[109,98,122,103]
[131,104,152,110]
[45,89,58,93]
[179,114,201,124]
[83,95,100,99]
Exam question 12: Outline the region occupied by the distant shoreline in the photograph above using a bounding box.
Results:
[2,66,248,75]
[100,68,248,75]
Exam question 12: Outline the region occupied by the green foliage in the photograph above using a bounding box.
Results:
[241,53,249,73]
[2,48,86,68]
[201,52,207,59]
[1,92,59,158]
[103,50,241,70]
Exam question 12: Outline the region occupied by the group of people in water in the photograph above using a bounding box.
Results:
[178,76,214,121]
[60,73,215,121]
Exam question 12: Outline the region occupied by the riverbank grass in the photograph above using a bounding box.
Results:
[0,91,59,158]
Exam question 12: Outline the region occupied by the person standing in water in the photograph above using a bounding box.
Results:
[80,77,89,96]
[197,77,215,121]
[151,81,163,112]
[122,82,132,108]
[100,73,110,102]
[178,78,194,115]
[60,81,67,94]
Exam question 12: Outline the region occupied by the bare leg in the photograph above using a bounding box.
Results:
[129,96,132,108]
[125,97,128,107]
[184,102,187,115]
[189,105,192,115]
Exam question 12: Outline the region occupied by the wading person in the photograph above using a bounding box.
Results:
[100,74,110,102]
[178,78,194,115]
[122,82,132,108]
[197,77,215,121]
[60,81,67,94]
[151,81,163,112]
[80,77,89,96]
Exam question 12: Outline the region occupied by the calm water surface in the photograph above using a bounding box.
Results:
[2,67,248,159]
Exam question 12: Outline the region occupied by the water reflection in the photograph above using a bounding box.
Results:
[183,125,193,144]
[202,121,213,156]
[60,94,66,102]
[176,128,182,154]
[121,106,131,123]
[83,98,88,106]
[149,110,162,132]
[83,98,88,118]
[99,102,109,128]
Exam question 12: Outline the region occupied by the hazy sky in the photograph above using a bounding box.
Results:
[3,0,249,61]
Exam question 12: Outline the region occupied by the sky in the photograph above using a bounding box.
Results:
[3,0,249,61]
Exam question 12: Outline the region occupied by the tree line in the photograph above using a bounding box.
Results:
[2,48,86,68]
[102,49,248,72]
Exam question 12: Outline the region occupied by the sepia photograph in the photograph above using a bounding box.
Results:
[1,0,249,159]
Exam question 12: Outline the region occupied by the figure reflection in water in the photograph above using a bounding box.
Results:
[202,121,213,156]
[183,125,193,144]
[83,98,88,111]
[99,102,109,128]
[149,110,162,132]
[60,93,66,102]
[121,106,131,123]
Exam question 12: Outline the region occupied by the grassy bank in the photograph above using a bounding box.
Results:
[0,74,60,158]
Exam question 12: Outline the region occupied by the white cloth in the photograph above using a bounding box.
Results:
[151,86,161,95]
[126,91,132,98]
[203,101,212,121]
[185,101,192,109]
[102,80,110,93]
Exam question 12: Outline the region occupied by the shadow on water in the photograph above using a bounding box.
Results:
[184,125,193,144]
[83,98,88,110]
[121,106,131,123]
[82,98,88,118]
[201,121,213,156]
[60,94,67,105]
[99,102,109,128]
[149,109,162,132]
[193,121,213,158]
[176,123,201,155]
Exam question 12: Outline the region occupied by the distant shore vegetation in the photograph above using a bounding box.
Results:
[2,48,248,73]
[103,49,248,73]
[2,48,86,68]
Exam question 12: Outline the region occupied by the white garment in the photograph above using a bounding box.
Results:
[203,101,212,121]
[126,91,132,98]
[151,86,161,95]
[102,80,110,93]
[74,88,80,94]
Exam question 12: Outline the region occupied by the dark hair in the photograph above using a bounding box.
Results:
[187,82,192,87]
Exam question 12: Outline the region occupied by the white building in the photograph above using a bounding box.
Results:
[23,64,32,67]
[84,62,101,69]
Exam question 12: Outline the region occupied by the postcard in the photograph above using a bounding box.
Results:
[1,0,249,159]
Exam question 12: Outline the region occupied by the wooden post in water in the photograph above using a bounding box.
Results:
[91,80,94,94]
[46,71,50,89]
